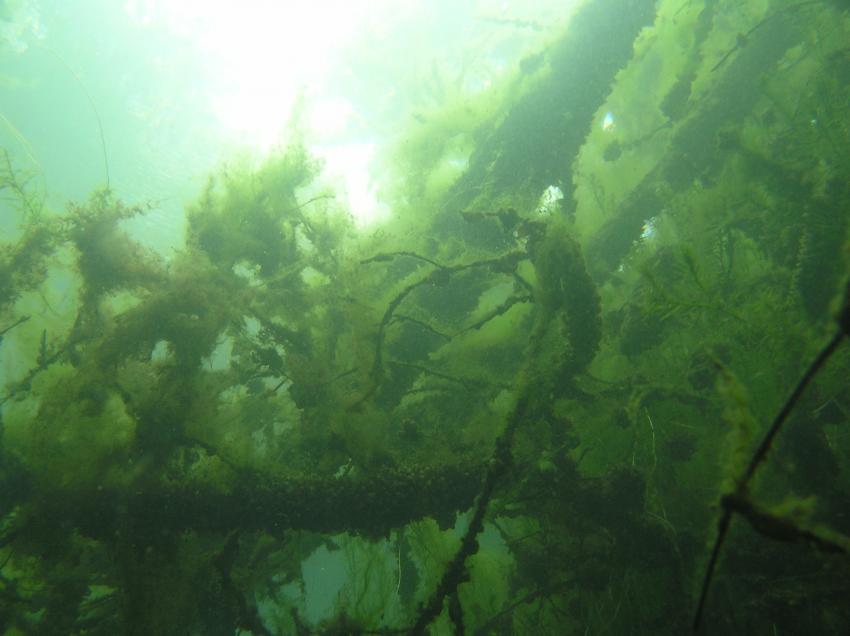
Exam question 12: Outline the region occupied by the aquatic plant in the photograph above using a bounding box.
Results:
[1,0,850,633]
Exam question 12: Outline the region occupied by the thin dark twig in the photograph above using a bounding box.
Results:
[0,315,29,338]
[693,326,847,631]
[742,330,844,484]
[692,507,734,630]
[460,294,532,333]
[711,1,825,72]
[410,394,529,634]
[360,251,447,269]
[354,250,526,406]
[388,359,511,390]
[0,341,68,406]
[391,314,451,340]
[43,48,110,188]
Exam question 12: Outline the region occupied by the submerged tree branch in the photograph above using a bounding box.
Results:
[694,283,850,631]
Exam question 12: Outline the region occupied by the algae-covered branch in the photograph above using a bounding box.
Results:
[2,0,850,633]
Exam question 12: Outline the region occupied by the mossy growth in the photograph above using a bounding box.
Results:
[66,189,165,301]
[3,362,136,494]
[2,2,850,633]
[0,222,55,310]
[186,143,323,278]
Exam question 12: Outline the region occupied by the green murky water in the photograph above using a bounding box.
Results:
[1,1,850,633]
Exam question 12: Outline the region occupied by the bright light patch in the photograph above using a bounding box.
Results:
[118,1,573,231]
[121,1,408,228]
[536,184,564,216]
[310,98,357,140]
[318,142,388,227]
[602,111,615,132]
[123,1,374,151]
[640,216,657,241]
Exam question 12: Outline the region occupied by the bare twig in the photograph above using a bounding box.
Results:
[694,283,850,630]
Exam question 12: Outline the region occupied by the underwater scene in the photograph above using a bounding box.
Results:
[2,0,850,634]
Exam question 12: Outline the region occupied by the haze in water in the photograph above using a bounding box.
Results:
[1,1,849,634]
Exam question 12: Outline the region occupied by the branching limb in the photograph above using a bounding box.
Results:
[0,315,29,340]
[357,250,527,405]
[0,149,44,220]
[360,251,447,269]
[388,360,511,391]
[0,339,69,406]
[460,293,532,333]
[694,282,850,630]
[390,314,451,340]
[722,493,850,553]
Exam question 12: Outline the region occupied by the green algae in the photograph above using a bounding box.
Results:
[1,1,850,634]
